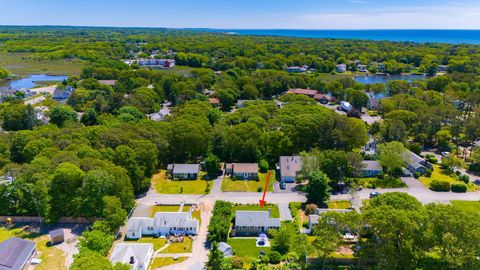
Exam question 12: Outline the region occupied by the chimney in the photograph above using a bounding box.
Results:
[129,256,135,265]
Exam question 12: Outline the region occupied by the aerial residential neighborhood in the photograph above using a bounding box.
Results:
[1,2,480,270]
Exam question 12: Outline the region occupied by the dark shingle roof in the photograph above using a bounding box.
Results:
[0,237,36,270]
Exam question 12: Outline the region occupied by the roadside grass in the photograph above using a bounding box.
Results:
[125,237,167,251]
[152,171,212,194]
[221,171,276,192]
[420,165,479,192]
[328,200,351,209]
[450,201,480,214]
[232,203,280,218]
[160,237,193,254]
[227,238,271,262]
[192,210,201,226]
[150,257,188,268]
[0,51,84,76]
[357,177,406,189]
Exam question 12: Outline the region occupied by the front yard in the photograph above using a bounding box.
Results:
[357,177,406,189]
[152,171,212,194]
[328,200,351,209]
[150,257,188,269]
[126,237,167,250]
[160,237,193,253]
[221,171,276,192]
[419,165,479,192]
[232,203,280,218]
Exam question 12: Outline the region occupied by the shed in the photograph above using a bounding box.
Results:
[217,242,233,257]
[49,229,65,244]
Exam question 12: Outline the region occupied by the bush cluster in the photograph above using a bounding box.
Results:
[430,179,451,192]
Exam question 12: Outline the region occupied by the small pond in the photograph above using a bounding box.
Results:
[354,74,427,85]
[1,74,68,90]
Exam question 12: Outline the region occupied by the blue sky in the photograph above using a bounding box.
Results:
[1,0,480,29]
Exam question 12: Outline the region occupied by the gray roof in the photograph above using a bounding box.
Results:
[49,229,64,238]
[126,218,154,233]
[172,164,200,174]
[232,163,258,174]
[363,160,382,171]
[110,243,153,265]
[235,210,280,228]
[309,214,319,225]
[218,242,232,253]
[402,150,428,169]
[280,156,302,178]
[0,237,36,270]
[153,212,198,228]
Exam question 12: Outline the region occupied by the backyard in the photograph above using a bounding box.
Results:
[0,227,67,270]
[227,238,272,263]
[419,165,479,191]
[152,171,212,194]
[221,171,276,192]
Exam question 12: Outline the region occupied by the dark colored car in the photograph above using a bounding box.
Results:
[279,182,286,190]
[369,192,381,198]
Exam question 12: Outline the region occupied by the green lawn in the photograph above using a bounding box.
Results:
[227,238,271,261]
[221,171,276,192]
[450,201,480,214]
[357,177,406,189]
[153,171,212,194]
[328,200,351,209]
[125,237,167,251]
[420,165,479,192]
[232,204,280,218]
[160,237,193,253]
[0,51,84,76]
[150,257,188,269]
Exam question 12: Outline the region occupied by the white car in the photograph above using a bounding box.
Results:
[441,152,450,157]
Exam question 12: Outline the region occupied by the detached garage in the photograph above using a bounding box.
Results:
[49,229,65,244]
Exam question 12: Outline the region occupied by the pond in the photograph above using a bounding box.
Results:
[354,74,427,85]
[1,74,68,90]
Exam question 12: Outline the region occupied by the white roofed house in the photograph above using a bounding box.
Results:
[279,156,303,183]
[125,212,199,239]
[234,210,280,236]
[110,243,154,270]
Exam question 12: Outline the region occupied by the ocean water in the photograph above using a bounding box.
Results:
[204,29,480,44]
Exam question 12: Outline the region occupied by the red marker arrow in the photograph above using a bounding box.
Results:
[259,171,271,207]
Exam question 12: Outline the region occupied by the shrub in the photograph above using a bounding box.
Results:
[430,179,451,192]
[427,157,438,164]
[285,251,299,262]
[261,255,270,264]
[451,181,467,193]
[304,204,318,215]
[259,159,269,173]
[425,169,432,177]
[414,172,421,179]
[458,174,470,184]
[269,251,282,264]
[230,256,243,269]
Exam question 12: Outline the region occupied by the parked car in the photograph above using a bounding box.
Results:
[441,152,450,157]
[279,182,286,190]
[369,192,381,198]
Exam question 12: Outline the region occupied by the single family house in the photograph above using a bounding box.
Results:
[279,156,302,183]
[226,163,259,180]
[362,160,383,177]
[0,237,37,270]
[234,210,280,236]
[126,212,199,239]
[167,164,200,180]
[110,243,154,270]
[403,150,432,175]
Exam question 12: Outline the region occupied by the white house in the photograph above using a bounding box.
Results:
[126,212,199,239]
[110,243,154,270]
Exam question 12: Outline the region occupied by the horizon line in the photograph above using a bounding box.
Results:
[0,24,480,31]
